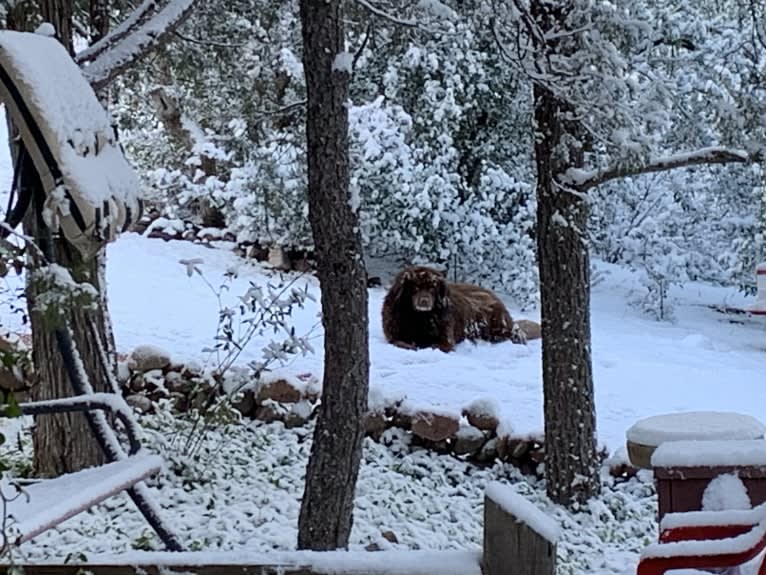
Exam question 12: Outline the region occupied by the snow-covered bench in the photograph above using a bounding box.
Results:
[2,454,162,550]
[0,394,165,553]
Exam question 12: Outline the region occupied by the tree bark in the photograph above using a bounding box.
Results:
[531,0,600,505]
[37,0,74,53]
[297,0,370,550]
[21,0,114,477]
[89,0,110,42]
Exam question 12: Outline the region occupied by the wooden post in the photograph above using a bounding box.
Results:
[482,483,558,575]
[753,263,766,314]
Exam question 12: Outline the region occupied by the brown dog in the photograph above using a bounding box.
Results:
[382,266,526,352]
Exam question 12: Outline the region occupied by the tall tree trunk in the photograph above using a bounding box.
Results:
[22,162,111,477]
[531,0,600,505]
[38,0,74,53]
[89,0,109,42]
[297,0,370,550]
[23,0,114,477]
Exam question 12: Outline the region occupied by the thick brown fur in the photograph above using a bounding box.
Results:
[382,266,525,352]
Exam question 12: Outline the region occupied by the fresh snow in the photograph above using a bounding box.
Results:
[332,51,353,74]
[66,549,483,575]
[660,503,766,530]
[0,31,140,209]
[652,439,766,468]
[79,0,195,89]
[96,232,766,452]
[626,412,766,447]
[702,474,752,511]
[641,522,766,559]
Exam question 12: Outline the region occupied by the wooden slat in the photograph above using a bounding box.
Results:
[0,566,315,575]
[482,495,556,575]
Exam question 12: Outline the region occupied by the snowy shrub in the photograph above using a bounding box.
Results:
[590,167,756,319]
[179,258,316,395]
[730,166,766,295]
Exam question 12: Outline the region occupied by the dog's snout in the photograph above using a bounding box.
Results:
[413,291,434,311]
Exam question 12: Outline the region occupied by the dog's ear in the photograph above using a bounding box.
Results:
[436,277,448,302]
[388,269,411,301]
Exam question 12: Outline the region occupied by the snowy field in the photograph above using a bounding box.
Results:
[2,108,766,573]
[100,232,766,452]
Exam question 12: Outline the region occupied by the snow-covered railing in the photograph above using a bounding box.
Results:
[13,393,144,455]
[2,483,557,575]
[637,518,766,575]
[752,262,766,316]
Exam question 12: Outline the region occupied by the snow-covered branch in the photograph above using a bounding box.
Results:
[564,147,762,191]
[80,0,196,91]
[75,0,158,65]
[353,0,419,27]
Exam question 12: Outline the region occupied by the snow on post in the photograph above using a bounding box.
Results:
[651,439,766,469]
[627,412,766,448]
[483,482,558,575]
[753,263,766,315]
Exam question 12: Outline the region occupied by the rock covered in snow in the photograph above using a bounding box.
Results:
[454,425,486,455]
[463,398,500,432]
[411,410,460,442]
[257,378,303,404]
[127,344,172,373]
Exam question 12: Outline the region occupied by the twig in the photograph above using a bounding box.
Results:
[353,0,419,28]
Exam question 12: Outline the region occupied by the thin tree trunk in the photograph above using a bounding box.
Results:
[531,0,600,505]
[297,0,370,550]
[22,0,113,476]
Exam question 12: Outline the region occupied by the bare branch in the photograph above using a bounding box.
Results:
[80,0,196,91]
[564,147,760,191]
[253,99,307,119]
[171,30,249,49]
[352,22,373,72]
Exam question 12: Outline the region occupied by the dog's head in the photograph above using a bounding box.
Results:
[390,266,448,312]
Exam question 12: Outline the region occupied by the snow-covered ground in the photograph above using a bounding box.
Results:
[103,232,766,452]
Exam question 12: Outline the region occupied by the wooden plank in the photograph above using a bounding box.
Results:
[0,567,314,575]
[0,550,482,575]
[655,465,766,523]
[654,465,766,480]
[482,495,556,575]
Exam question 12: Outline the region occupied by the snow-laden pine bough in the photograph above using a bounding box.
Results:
[0,29,183,551]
